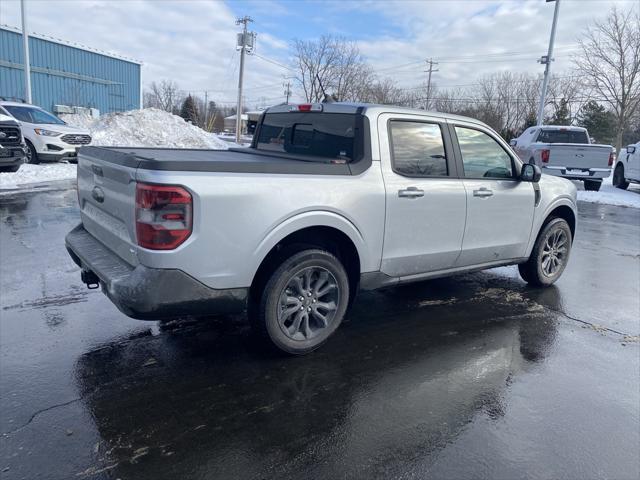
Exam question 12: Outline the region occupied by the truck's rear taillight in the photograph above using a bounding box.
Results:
[135,183,192,250]
[608,151,614,166]
[541,149,550,163]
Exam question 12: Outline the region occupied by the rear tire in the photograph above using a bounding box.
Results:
[251,248,350,355]
[583,179,601,191]
[25,141,39,164]
[613,164,629,190]
[519,217,572,287]
[0,165,20,173]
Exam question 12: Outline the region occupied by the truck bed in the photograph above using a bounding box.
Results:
[79,146,370,176]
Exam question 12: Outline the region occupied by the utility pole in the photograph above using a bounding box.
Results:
[21,0,32,103]
[235,15,254,143]
[283,81,291,104]
[537,0,561,126]
[424,58,439,110]
[203,90,208,130]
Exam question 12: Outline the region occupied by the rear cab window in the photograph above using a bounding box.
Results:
[254,112,364,163]
[389,120,448,177]
[536,129,589,144]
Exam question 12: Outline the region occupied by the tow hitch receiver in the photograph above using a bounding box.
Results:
[81,270,100,289]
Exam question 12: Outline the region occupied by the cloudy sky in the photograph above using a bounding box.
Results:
[1,0,637,107]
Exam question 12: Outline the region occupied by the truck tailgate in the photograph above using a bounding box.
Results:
[545,144,611,170]
[77,149,139,266]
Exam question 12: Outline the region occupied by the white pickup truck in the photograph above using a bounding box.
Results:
[66,103,578,354]
[510,125,614,191]
[613,142,640,189]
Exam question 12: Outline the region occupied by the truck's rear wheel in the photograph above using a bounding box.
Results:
[518,217,572,287]
[252,249,350,355]
[583,179,601,191]
[613,164,629,190]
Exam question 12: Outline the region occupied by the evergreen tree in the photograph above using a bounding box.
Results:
[179,94,199,124]
[576,101,616,144]
[548,98,571,125]
[522,111,537,131]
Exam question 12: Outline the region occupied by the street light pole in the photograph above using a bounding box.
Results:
[21,0,32,103]
[537,0,561,126]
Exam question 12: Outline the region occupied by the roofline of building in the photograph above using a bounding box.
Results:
[0,24,143,65]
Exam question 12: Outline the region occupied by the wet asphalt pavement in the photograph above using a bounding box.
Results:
[0,187,639,480]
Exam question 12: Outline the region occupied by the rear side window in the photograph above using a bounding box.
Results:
[389,121,448,177]
[455,126,514,179]
[537,129,589,144]
[255,113,361,162]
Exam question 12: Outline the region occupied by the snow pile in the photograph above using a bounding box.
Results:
[0,163,76,190]
[61,108,231,149]
[576,172,640,209]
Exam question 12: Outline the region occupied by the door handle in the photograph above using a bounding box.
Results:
[473,187,493,198]
[398,187,425,198]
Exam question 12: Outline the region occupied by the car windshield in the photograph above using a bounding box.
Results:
[255,112,362,162]
[4,105,66,125]
[537,129,589,144]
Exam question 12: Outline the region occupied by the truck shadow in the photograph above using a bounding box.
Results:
[74,271,561,479]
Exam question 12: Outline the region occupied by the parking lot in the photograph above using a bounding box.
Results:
[0,185,639,480]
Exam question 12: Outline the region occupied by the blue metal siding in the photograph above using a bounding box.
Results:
[0,28,140,113]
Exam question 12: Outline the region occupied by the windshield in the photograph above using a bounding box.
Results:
[4,105,66,125]
[537,129,589,144]
[255,112,362,162]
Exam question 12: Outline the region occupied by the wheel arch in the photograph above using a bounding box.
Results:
[249,213,365,302]
[525,199,577,257]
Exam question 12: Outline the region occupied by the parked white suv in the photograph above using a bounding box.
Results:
[0,101,91,164]
[613,142,640,189]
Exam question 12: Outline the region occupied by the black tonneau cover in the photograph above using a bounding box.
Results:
[79,146,371,176]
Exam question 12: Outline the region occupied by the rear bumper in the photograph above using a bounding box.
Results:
[543,166,611,180]
[65,224,248,320]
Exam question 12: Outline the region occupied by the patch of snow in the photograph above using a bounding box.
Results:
[61,108,232,149]
[0,163,76,190]
[2,109,236,190]
[576,171,640,209]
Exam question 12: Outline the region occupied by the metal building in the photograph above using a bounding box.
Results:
[0,25,141,114]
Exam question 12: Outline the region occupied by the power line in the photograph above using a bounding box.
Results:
[252,52,294,71]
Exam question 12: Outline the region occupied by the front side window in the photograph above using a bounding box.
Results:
[389,121,448,177]
[455,126,514,179]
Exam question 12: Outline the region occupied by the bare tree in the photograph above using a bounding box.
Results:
[574,6,640,152]
[293,36,372,102]
[144,80,182,113]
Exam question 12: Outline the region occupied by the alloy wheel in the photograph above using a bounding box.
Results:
[541,228,568,277]
[277,266,340,341]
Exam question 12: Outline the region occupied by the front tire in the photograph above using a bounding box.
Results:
[613,164,629,190]
[583,179,601,191]
[25,141,39,164]
[252,249,350,355]
[519,218,572,287]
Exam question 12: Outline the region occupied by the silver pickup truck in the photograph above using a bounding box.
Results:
[510,125,614,192]
[66,103,578,354]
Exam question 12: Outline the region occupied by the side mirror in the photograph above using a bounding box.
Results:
[627,146,636,154]
[509,139,517,147]
[521,163,541,183]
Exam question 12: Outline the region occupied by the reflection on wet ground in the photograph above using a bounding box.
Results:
[1,189,639,480]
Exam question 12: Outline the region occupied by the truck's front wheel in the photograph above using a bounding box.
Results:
[252,249,350,355]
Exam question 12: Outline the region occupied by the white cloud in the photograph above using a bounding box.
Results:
[0,0,290,106]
